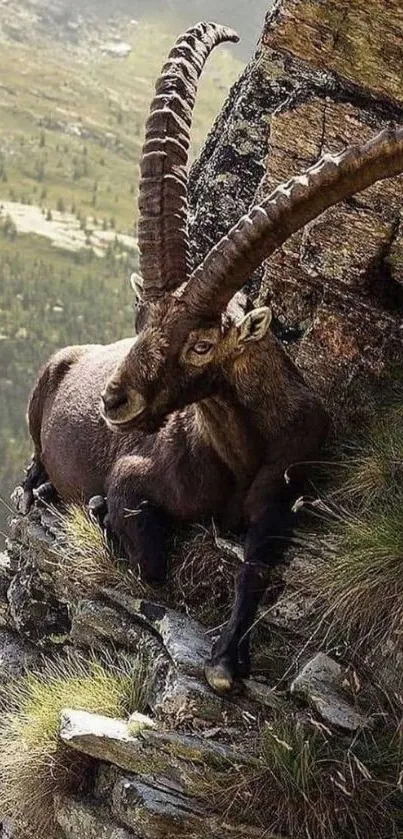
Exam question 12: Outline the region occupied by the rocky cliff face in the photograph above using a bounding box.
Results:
[2,2,403,837]
[189,0,403,431]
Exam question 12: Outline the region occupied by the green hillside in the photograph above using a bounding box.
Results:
[0,10,243,541]
[0,17,240,229]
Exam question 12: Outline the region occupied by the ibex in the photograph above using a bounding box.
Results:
[23,22,403,693]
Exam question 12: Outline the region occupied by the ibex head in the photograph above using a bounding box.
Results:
[102,286,272,432]
[101,22,403,433]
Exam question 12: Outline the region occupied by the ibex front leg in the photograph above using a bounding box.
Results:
[106,457,168,586]
[205,476,298,693]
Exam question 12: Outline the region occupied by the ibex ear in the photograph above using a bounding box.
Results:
[237,307,272,344]
[129,272,144,302]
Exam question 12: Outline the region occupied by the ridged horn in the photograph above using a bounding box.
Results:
[184,125,403,317]
[138,22,239,300]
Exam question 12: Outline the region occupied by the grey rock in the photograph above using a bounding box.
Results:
[144,729,253,768]
[7,565,70,646]
[0,818,15,839]
[0,553,11,575]
[111,774,267,839]
[38,507,60,535]
[112,775,205,838]
[0,554,13,629]
[103,589,211,675]
[13,515,56,573]
[60,708,252,785]
[290,653,370,732]
[0,629,39,681]
[128,712,158,737]
[243,679,289,713]
[70,599,163,663]
[60,709,159,774]
[149,669,226,724]
[55,794,137,839]
[189,52,293,292]
[260,590,316,631]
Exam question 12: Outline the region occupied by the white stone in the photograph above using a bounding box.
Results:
[100,41,132,58]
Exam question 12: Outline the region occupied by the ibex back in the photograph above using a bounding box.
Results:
[24,22,403,692]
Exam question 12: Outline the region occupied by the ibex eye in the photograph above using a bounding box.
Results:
[193,341,213,355]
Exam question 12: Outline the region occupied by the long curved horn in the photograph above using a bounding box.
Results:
[184,125,403,317]
[138,22,239,301]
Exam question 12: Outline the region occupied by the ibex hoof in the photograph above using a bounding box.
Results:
[204,660,235,694]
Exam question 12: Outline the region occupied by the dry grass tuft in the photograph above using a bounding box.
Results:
[331,402,403,509]
[296,398,403,653]
[54,503,135,596]
[301,491,403,650]
[0,650,145,839]
[197,714,403,839]
[168,528,237,627]
[54,505,239,628]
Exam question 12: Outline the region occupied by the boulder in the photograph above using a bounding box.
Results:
[290,653,370,732]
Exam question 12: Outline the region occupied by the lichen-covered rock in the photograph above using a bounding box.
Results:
[60,709,161,776]
[188,55,294,285]
[70,598,161,658]
[60,708,256,799]
[55,795,137,839]
[111,774,268,839]
[111,775,206,838]
[7,564,70,646]
[148,669,228,725]
[0,818,15,839]
[3,1,403,837]
[264,0,403,106]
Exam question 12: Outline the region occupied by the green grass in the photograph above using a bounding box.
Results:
[330,403,403,509]
[304,492,403,648]
[0,650,147,839]
[54,503,135,596]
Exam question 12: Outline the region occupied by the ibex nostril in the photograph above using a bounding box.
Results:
[102,391,128,412]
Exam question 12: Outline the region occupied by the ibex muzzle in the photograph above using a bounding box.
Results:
[101,379,146,427]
